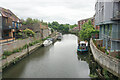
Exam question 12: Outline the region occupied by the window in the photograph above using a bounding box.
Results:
[12,22,15,28]
[16,23,18,29]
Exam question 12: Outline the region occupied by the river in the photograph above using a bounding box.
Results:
[3,34,92,78]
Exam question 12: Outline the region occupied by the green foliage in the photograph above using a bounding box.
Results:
[18,32,22,36]
[105,50,109,55]
[51,28,54,33]
[89,74,98,78]
[42,36,51,41]
[2,39,42,59]
[3,51,12,56]
[116,54,120,59]
[21,18,47,26]
[23,28,35,37]
[48,21,70,33]
[70,24,78,29]
[103,69,109,78]
[2,55,7,59]
[100,47,106,53]
[79,19,95,41]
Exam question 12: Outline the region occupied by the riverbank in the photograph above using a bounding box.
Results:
[3,34,91,78]
[90,38,120,78]
[2,32,58,70]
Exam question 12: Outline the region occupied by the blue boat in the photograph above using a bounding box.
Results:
[77,41,88,53]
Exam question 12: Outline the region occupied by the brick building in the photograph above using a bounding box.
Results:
[78,17,100,31]
[0,7,22,39]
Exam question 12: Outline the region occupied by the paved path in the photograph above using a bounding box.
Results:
[2,42,42,69]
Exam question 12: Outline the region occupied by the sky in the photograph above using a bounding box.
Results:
[0,0,96,25]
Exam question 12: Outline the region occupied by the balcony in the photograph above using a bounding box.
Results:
[111,11,120,21]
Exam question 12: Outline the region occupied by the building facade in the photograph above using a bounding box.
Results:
[0,7,22,39]
[78,17,99,30]
[95,1,120,51]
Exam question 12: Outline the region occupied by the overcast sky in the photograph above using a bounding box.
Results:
[0,0,96,24]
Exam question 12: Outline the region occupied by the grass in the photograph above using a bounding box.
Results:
[89,74,98,78]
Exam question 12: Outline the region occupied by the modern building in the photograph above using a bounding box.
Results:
[95,1,120,51]
[0,7,22,40]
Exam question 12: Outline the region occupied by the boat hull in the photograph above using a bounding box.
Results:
[77,49,88,53]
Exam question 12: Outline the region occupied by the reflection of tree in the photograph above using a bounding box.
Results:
[77,52,89,63]
[77,52,98,78]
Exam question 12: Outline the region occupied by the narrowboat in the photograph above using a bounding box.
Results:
[77,41,88,53]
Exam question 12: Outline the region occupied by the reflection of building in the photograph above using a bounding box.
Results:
[0,7,22,39]
[95,1,120,50]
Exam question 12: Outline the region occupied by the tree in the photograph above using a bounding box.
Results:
[23,28,35,37]
[79,19,95,41]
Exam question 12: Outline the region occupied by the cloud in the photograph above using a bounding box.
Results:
[0,0,95,24]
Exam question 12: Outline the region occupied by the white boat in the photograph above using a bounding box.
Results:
[43,38,53,46]
[57,33,63,40]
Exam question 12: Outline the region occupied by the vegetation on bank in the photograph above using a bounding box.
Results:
[21,18,47,26]
[78,19,99,41]
[2,36,51,59]
[48,21,77,33]
[21,18,77,33]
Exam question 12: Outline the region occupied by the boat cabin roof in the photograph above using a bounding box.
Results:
[79,41,88,46]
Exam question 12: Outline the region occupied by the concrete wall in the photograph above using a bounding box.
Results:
[90,38,120,78]
[2,37,41,52]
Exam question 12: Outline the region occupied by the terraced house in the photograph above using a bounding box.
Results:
[0,7,22,40]
[95,0,120,51]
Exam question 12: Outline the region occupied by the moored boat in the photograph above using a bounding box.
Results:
[77,41,88,53]
[57,33,62,40]
[43,38,53,46]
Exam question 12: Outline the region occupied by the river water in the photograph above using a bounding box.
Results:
[3,34,92,78]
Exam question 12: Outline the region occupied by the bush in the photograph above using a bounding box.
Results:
[22,44,28,49]
[3,51,13,56]
[100,47,106,53]
[2,55,7,59]
[42,36,51,41]
[105,50,109,55]
[23,28,35,37]
[116,54,120,59]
